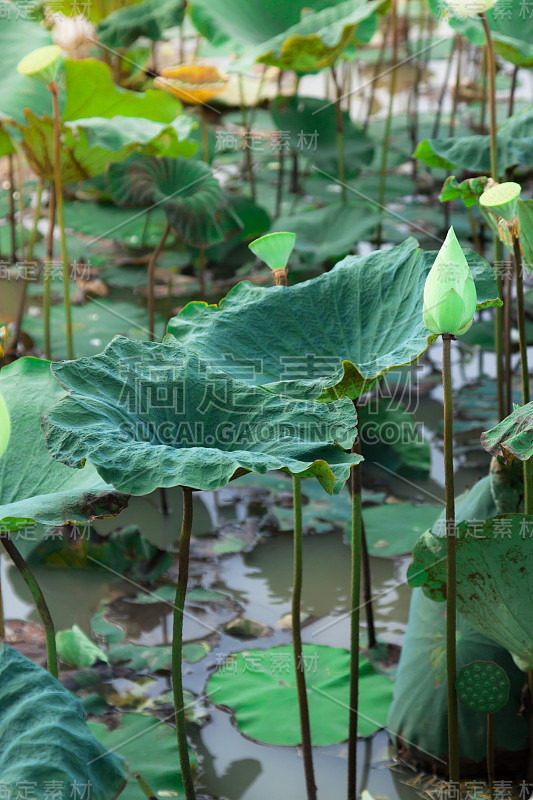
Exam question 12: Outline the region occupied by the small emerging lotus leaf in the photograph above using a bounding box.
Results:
[480,182,522,222]
[456,661,510,715]
[407,514,533,672]
[249,232,296,271]
[107,156,240,247]
[0,358,128,532]
[0,643,127,796]
[167,237,500,401]
[207,644,393,745]
[17,45,62,84]
[43,336,362,496]
[481,402,533,463]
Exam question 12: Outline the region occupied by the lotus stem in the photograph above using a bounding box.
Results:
[198,246,207,300]
[503,267,512,417]
[49,82,73,361]
[347,409,363,800]
[147,221,171,342]
[199,108,209,163]
[2,536,57,679]
[527,671,533,781]
[508,66,518,117]
[360,519,376,650]
[291,476,317,800]
[134,773,157,800]
[376,0,398,248]
[238,74,256,201]
[364,14,391,134]
[0,566,4,639]
[10,181,43,354]
[487,712,494,798]
[512,238,533,515]
[331,66,346,203]
[7,154,17,264]
[172,486,196,800]
[442,334,459,783]
[43,184,56,361]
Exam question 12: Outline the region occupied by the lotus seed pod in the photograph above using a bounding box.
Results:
[17,45,63,85]
[422,227,477,336]
[480,182,521,222]
[446,0,501,18]
[0,393,10,460]
[249,232,296,272]
[456,660,510,714]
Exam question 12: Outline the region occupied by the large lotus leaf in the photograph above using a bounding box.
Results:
[90,712,196,800]
[0,643,127,796]
[359,399,431,476]
[11,111,195,184]
[428,0,533,67]
[271,95,375,177]
[107,156,240,247]
[353,503,441,558]
[481,402,533,463]
[98,0,186,49]
[167,237,501,401]
[230,0,383,73]
[0,358,127,532]
[271,203,380,264]
[207,644,393,745]
[22,300,166,361]
[42,336,361,496]
[414,107,533,173]
[408,514,533,672]
[0,12,53,124]
[431,475,497,536]
[62,58,181,123]
[387,589,528,767]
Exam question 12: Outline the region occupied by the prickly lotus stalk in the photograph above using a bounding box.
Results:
[423,227,477,336]
[446,0,501,17]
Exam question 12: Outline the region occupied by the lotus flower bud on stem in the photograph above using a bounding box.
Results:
[249,232,296,287]
[423,227,477,337]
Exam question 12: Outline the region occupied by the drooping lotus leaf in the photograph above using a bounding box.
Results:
[0,358,128,532]
[42,336,361,496]
[481,402,533,463]
[407,514,533,671]
[230,0,383,73]
[0,643,127,796]
[358,398,431,476]
[98,0,186,49]
[107,156,241,247]
[90,712,196,800]
[207,644,393,745]
[456,661,510,715]
[167,237,501,401]
[387,589,528,769]
[414,106,533,173]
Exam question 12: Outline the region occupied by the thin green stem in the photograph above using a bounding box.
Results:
[347,410,362,800]
[487,713,494,798]
[7,154,17,264]
[513,238,532,515]
[2,536,57,678]
[147,222,171,342]
[376,0,398,247]
[0,563,4,639]
[292,476,317,800]
[199,108,209,163]
[49,82,73,360]
[442,334,459,783]
[172,486,196,800]
[43,184,56,361]
[10,181,43,353]
[331,66,346,203]
[134,773,157,800]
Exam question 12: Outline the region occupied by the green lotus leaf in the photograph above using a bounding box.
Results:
[518,199,533,274]
[0,391,10,460]
[207,644,393,745]
[350,502,441,558]
[440,175,490,208]
[42,336,361,496]
[0,643,127,796]
[57,625,109,668]
[167,237,501,401]
[481,402,533,463]
[230,0,383,73]
[271,95,375,177]
[107,156,241,247]
[414,106,533,173]
[90,712,196,800]
[98,0,186,49]
[0,358,128,532]
[407,514,533,671]
[387,589,528,768]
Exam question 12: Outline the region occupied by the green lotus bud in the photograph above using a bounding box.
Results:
[0,392,11,460]
[17,45,63,85]
[423,227,477,336]
[479,181,521,222]
[446,0,500,18]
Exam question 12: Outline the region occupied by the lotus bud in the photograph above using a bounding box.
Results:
[17,45,63,85]
[423,227,477,336]
[446,0,501,17]
[480,181,522,246]
[249,232,296,286]
[0,393,10,460]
